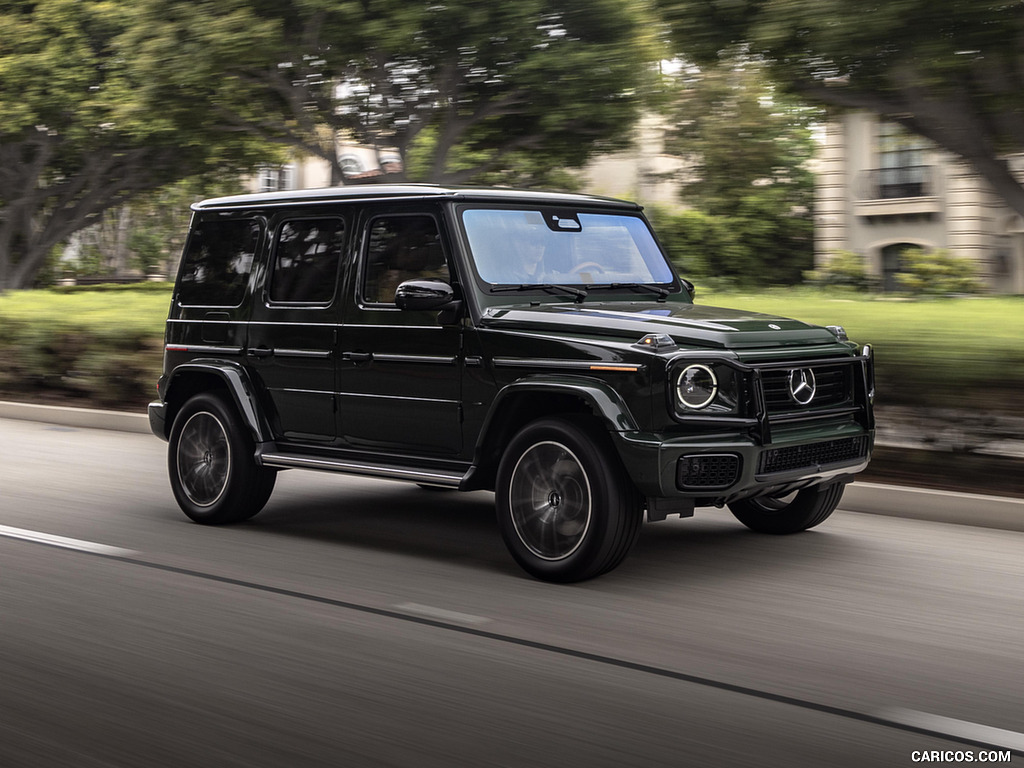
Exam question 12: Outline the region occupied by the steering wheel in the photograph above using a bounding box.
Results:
[568,261,607,277]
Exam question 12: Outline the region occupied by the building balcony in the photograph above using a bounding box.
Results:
[854,166,943,217]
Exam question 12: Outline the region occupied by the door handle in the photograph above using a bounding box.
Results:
[247,347,273,358]
[341,351,372,363]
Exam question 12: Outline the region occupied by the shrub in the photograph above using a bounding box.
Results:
[895,248,985,296]
[804,250,877,291]
[647,207,749,282]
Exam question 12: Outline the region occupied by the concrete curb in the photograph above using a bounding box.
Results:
[3,400,1023,533]
[0,400,151,435]
[842,483,1024,533]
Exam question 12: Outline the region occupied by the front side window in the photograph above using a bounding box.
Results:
[178,218,262,306]
[268,218,346,304]
[461,209,674,286]
[362,215,449,305]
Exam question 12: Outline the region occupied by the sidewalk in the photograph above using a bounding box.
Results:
[3,399,1023,534]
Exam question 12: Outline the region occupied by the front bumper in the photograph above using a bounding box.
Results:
[614,421,872,504]
[615,346,875,503]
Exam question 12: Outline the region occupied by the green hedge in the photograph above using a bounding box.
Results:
[0,285,170,408]
[1,284,1022,415]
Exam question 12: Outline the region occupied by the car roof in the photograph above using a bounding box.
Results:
[192,184,642,212]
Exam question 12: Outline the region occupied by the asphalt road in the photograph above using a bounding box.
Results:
[1,417,1022,767]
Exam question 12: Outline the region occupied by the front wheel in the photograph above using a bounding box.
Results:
[496,417,642,582]
[728,482,845,534]
[168,393,276,525]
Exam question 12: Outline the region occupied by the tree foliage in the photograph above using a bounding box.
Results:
[0,0,270,291]
[657,0,1024,216]
[663,57,817,284]
[136,0,654,186]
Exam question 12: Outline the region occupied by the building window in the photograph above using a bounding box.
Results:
[339,155,364,178]
[258,165,293,193]
[877,123,929,199]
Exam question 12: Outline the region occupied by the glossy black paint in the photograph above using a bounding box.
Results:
[151,185,873,507]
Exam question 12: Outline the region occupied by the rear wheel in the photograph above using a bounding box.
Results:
[496,417,642,582]
[168,393,276,525]
[728,482,845,534]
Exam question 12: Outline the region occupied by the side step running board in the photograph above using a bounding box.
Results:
[258,452,466,488]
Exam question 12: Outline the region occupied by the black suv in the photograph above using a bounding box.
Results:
[150,185,874,582]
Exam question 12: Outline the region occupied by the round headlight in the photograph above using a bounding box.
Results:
[676,364,718,410]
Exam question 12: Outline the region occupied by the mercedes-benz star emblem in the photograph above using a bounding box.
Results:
[787,368,817,405]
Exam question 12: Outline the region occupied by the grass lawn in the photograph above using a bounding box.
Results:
[698,287,1024,412]
[1,283,1022,412]
[0,283,172,338]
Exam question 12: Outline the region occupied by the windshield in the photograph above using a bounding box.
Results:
[461,209,675,287]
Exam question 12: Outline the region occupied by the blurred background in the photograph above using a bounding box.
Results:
[2,0,1021,496]
[2,3,1023,766]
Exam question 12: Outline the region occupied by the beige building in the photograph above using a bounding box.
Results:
[815,111,1024,293]
[577,113,686,209]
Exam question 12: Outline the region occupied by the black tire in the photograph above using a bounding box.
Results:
[496,416,643,582]
[728,481,845,534]
[168,393,276,525]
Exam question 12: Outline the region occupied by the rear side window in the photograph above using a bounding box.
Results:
[268,218,346,304]
[178,218,262,306]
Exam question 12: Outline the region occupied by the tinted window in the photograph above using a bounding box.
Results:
[268,218,346,304]
[178,218,262,306]
[363,215,449,305]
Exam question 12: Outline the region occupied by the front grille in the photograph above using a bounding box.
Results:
[758,436,867,475]
[761,364,852,413]
[677,454,741,490]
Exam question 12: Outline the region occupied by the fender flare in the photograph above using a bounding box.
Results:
[462,374,640,491]
[161,360,270,443]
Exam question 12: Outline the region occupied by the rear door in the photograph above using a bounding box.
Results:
[246,213,348,444]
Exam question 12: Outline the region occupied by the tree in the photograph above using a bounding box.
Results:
[657,0,1024,217]
[136,0,654,185]
[665,57,818,283]
[0,0,272,291]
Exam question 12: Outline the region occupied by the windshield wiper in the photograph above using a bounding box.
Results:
[605,283,672,301]
[490,284,589,303]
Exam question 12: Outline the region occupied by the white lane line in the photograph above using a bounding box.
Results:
[0,525,137,558]
[881,708,1024,752]
[394,603,491,626]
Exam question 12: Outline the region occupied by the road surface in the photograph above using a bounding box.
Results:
[1,417,1022,767]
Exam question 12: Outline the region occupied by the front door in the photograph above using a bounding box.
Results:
[247,214,347,444]
[337,207,463,456]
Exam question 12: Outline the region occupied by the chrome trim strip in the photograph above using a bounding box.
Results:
[373,353,456,365]
[493,357,644,372]
[274,348,333,359]
[336,391,456,405]
[258,453,464,486]
[166,345,243,355]
[168,319,340,329]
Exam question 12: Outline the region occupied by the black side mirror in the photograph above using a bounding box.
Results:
[394,279,459,311]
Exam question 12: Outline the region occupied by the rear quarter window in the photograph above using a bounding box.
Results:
[178,218,263,307]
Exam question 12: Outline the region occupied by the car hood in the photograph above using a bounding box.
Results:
[478,301,839,349]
